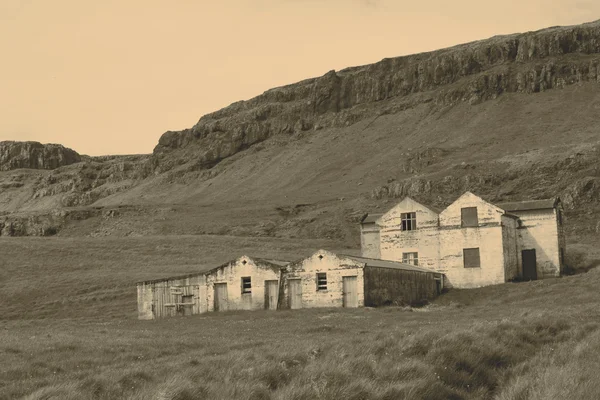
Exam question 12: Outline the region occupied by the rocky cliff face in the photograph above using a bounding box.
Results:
[0,141,81,171]
[154,20,600,169]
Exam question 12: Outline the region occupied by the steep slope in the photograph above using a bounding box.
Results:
[0,20,599,250]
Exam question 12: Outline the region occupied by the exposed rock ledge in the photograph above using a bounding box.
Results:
[0,141,81,171]
[154,20,600,169]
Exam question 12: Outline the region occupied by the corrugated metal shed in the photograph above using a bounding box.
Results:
[497,198,559,212]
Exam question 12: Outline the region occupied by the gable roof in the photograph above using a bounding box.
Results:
[340,254,441,274]
[497,198,559,212]
[137,256,290,285]
[361,213,383,224]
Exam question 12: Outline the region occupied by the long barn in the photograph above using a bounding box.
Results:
[137,250,444,319]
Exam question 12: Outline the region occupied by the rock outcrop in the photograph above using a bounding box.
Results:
[154,20,600,170]
[0,141,81,171]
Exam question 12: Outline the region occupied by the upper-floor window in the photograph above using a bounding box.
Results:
[461,207,479,227]
[402,252,419,266]
[463,248,481,268]
[401,212,417,231]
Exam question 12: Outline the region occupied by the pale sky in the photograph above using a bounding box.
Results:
[1,1,599,156]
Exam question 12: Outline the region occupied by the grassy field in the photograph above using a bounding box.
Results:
[1,236,600,400]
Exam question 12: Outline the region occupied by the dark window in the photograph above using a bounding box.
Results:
[401,212,417,231]
[316,273,327,291]
[241,277,252,294]
[402,252,419,266]
[461,207,479,227]
[463,248,481,268]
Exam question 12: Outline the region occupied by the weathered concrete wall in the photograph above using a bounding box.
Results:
[360,224,381,259]
[438,193,506,288]
[281,250,364,309]
[502,215,519,281]
[378,197,440,270]
[514,209,561,278]
[203,257,281,312]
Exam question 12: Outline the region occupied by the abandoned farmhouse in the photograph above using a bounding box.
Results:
[137,191,565,319]
[361,192,565,288]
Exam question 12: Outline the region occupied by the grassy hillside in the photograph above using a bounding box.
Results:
[1,236,600,399]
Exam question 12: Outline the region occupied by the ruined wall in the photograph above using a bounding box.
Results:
[203,257,282,312]
[514,209,561,278]
[502,215,519,281]
[438,193,506,288]
[379,197,440,271]
[280,250,364,309]
[360,223,381,259]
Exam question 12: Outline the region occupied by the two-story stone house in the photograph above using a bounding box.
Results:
[360,192,565,288]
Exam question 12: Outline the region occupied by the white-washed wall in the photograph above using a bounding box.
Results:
[282,250,364,309]
[361,224,381,259]
[514,209,561,278]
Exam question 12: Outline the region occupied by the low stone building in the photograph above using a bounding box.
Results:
[361,192,565,288]
[137,256,289,320]
[279,250,443,310]
[138,250,443,319]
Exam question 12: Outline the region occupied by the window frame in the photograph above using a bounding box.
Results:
[401,212,417,231]
[402,252,419,266]
[463,248,481,268]
[316,272,328,291]
[241,277,252,294]
[461,207,479,227]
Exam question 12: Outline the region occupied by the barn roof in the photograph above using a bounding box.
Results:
[360,213,383,224]
[340,254,441,274]
[497,198,559,212]
[137,257,290,285]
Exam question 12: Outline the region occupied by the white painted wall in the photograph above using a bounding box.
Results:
[514,209,561,278]
[283,250,365,309]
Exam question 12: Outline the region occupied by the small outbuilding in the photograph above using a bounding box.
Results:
[137,256,289,320]
[279,250,444,310]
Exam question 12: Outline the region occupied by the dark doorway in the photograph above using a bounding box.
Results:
[522,249,537,281]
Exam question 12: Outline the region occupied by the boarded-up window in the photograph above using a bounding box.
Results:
[461,207,478,227]
[316,273,327,291]
[402,252,419,266]
[463,248,481,268]
[241,277,252,294]
[401,212,417,231]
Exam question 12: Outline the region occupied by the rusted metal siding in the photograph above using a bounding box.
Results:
[280,250,365,309]
[363,266,440,307]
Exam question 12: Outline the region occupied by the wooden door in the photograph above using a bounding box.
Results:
[522,249,538,281]
[288,279,302,309]
[181,295,194,316]
[264,280,279,310]
[214,283,228,312]
[342,276,358,308]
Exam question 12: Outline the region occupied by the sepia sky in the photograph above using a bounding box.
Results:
[1,0,599,155]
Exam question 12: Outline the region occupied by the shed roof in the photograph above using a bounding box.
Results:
[361,213,383,224]
[340,254,440,274]
[497,198,559,212]
[137,257,290,285]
